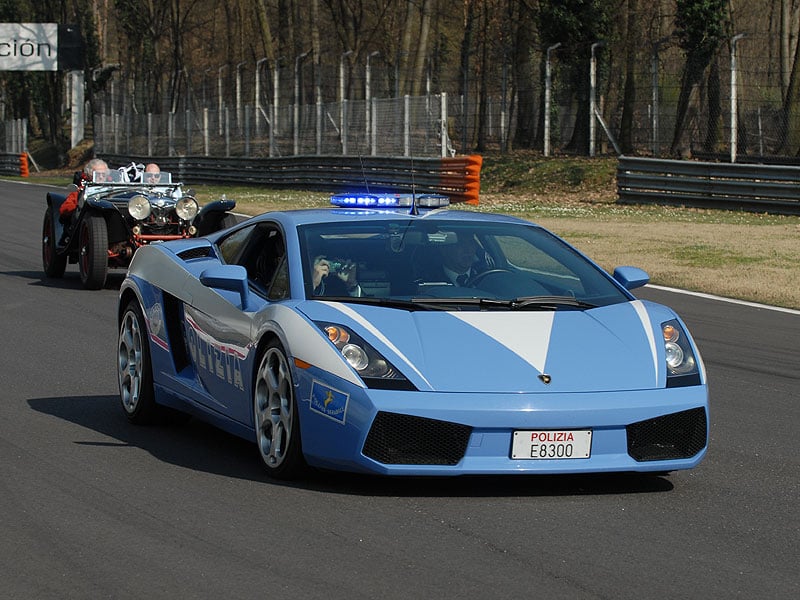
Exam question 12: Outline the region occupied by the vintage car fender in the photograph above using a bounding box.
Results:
[45,192,69,243]
[194,198,239,236]
[84,197,131,242]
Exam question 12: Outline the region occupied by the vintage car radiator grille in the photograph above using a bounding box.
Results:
[626,407,707,461]
[362,412,472,465]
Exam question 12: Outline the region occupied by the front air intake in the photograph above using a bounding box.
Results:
[363,412,472,465]
[627,407,707,461]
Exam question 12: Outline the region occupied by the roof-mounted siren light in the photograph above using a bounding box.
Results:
[330,193,449,209]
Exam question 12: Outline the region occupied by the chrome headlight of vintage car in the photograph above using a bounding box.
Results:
[175,197,199,221]
[662,319,702,387]
[314,322,415,390]
[127,195,151,220]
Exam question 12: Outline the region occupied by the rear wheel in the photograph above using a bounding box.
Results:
[42,209,67,278]
[253,340,306,479]
[118,300,159,424]
[79,214,108,290]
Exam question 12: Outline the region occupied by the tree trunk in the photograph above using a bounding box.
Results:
[254,0,276,64]
[411,0,432,97]
[703,57,721,153]
[619,0,638,154]
[780,23,800,154]
[458,0,477,153]
[512,0,535,149]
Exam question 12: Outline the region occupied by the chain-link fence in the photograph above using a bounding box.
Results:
[90,30,796,161]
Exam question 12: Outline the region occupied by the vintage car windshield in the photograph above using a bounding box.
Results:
[298,218,631,308]
[91,170,173,184]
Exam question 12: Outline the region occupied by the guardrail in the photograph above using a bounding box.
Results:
[617,156,800,214]
[101,154,482,204]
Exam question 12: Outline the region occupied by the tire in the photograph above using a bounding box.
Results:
[42,209,67,278]
[118,300,159,424]
[79,214,108,290]
[253,340,306,479]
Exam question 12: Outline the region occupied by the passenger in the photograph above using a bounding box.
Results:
[59,158,110,222]
[311,255,363,297]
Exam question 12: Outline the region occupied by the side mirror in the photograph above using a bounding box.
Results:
[200,264,252,310]
[612,266,650,290]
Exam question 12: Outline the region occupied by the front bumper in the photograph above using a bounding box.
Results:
[296,375,709,476]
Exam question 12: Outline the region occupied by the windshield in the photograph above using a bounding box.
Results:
[91,170,173,184]
[299,218,631,309]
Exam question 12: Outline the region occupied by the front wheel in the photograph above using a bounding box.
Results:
[253,340,306,479]
[79,214,108,290]
[42,209,67,278]
[118,301,159,424]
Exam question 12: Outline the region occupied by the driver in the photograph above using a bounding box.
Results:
[59,158,110,223]
[439,234,483,286]
[144,163,161,184]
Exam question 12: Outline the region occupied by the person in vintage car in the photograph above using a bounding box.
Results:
[42,161,236,289]
[144,163,161,184]
[115,192,709,481]
[59,158,110,226]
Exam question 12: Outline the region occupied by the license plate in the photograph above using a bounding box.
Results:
[511,430,592,460]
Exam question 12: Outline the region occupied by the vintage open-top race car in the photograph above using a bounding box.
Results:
[42,165,237,289]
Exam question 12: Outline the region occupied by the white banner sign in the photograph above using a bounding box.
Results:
[0,23,58,71]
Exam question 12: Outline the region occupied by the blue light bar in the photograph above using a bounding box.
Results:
[331,193,450,209]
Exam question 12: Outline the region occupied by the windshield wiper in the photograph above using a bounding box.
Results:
[508,295,597,310]
[407,295,597,311]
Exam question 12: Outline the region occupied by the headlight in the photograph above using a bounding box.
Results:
[175,197,199,220]
[127,195,151,220]
[662,319,701,387]
[316,323,414,390]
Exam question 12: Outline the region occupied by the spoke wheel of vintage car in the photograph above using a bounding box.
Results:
[253,341,305,479]
[79,214,109,290]
[42,209,67,278]
[118,301,159,424]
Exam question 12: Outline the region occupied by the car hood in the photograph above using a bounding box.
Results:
[298,299,673,393]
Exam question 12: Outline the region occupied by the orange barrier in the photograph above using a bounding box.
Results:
[440,154,482,204]
[19,153,29,177]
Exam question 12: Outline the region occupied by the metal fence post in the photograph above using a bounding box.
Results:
[589,42,604,157]
[371,97,378,156]
[545,43,561,157]
[441,92,448,158]
[244,105,251,157]
[168,112,174,157]
[404,95,410,157]
[731,33,746,163]
[147,113,153,156]
[225,106,230,157]
[203,108,209,156]
[342,99,348,155]
[185,109,191,156]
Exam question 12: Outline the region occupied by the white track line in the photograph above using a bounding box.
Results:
[646,284,800,316]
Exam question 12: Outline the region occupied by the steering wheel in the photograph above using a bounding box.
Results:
[469,269,513,286]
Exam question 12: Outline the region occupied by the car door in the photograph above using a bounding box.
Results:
[182,222,288,425]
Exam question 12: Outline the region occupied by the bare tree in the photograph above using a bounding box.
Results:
[669,0,729,156]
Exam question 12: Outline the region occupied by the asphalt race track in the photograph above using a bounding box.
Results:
[1,180,798,599]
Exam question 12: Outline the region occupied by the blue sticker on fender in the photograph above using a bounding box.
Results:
[310,381,349,424]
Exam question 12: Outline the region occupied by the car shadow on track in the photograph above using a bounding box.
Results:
[28,394,675,498]
[4,269,126,291]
